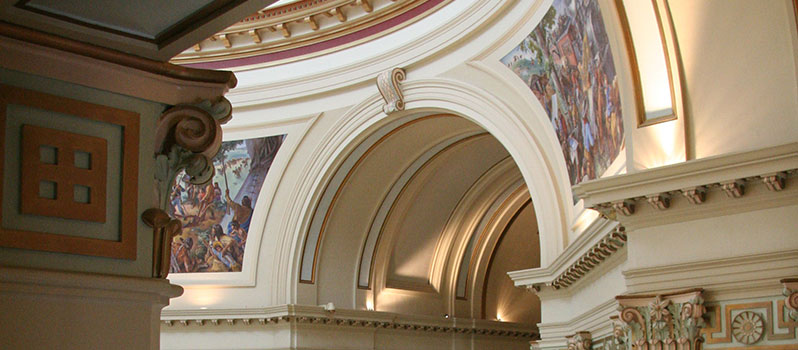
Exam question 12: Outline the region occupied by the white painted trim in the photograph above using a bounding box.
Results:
[573,142,798,207]
[623,250,798,299]
[161,303,537,337]
[536,298,618,350]
[508,219,619,288]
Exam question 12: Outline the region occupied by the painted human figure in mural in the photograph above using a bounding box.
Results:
[171,237,195,273]
[197,182,216,220]
[168,134,286,273]
[229,220,247,262]
[200,224,239,272]
[501,0,624,191]
[225,189,253,233]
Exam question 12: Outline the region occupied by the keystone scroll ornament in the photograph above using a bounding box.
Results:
[616,289,706,350]
[376,67,406,114]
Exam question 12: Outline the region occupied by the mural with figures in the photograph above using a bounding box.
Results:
[502,0,624,187]
[169,135,285,273]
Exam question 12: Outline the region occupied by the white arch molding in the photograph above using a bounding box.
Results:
[268,76,575,306]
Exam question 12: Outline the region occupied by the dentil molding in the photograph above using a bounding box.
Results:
[161,304,537,338]
[509,219,623,292]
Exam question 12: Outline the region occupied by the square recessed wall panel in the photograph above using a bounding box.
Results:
[0,84,139,259]
[20,124,108,222]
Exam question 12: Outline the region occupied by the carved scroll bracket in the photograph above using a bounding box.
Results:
[153,98,231,211]
[376,67,406,114]
[616,289,706,350]
[147,97,232,278]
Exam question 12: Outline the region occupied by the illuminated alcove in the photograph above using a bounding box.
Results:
[298,112,541,325]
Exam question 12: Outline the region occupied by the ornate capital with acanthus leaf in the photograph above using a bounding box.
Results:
[616,289,706,350]
[783,278,798,321]
[567,331,592,350]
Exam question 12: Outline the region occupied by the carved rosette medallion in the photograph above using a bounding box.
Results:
[731,311,764,344]
[617,289,706,350]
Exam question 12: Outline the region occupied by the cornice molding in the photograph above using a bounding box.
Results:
[0,34,233,105]
[573,143,798,229]
[161,304,538,338]
[508,219,622,291]
[0,21,236,88]
[536,298,619,350]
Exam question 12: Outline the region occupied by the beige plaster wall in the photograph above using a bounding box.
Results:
[627,204,798,270]
[669,0,798,159]
[483,202,540,325]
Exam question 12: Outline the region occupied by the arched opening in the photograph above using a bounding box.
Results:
[299,112,541,327]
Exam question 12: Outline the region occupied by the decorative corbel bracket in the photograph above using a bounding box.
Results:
[680,186,706,205]
[612,200,635,216]
[153,98,231,211]
[720,179,745,198]
[762,172,786,191]
[377,67,406,114]
[146,97,232,278]
[616,289,706,350]
[646,193,670,210]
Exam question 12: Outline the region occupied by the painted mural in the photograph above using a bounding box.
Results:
[168,135,286,273]
[502,0,624,187]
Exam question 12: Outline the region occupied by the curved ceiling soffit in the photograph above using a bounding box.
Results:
[427,158,524,302]
[277,78,570,303]
[398,78,570,261]
[478,195,539,319]
[449,177,528,307]
[174,0,452,69]
[472,190,533,320]
[363,152,531,318]
[368,134,508,296]
[356,131,490,290]
[299,114,481,284]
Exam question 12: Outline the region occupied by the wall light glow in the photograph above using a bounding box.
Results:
[651,120,683,167]
[620,0,674,124]
[186,289,223,308]
[366,300,374,311]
